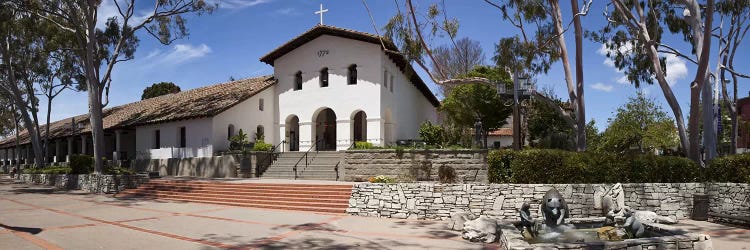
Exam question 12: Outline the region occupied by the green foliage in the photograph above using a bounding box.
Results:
[141,82,181,100]
[252,139,273,152]
[105,166,135,175]
[229,129,249,151]
[23,166,72,174]
[527,88,574,150]
[418,121,444,147]
[487,150,516,183]
[354,141,375,149]
[488,149,702,183]
[69,155,94,174]
[707,154,750,183]
[368,175,396,183]
[599,92,678,153]
[441,83,512,147]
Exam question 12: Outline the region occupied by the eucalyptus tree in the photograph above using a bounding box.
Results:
[17,0,215,173]
[484,0,592,151]
[591,0,716,162]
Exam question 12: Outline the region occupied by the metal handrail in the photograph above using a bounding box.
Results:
[334,161,340,181]
[293,138,323,180]
[256,140,285,177]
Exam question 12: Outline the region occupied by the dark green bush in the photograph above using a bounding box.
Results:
[707,154,750,183]
[488,149,702,183]
[69,155,94,174]
[22,166,72,174]
[487,150,516,183]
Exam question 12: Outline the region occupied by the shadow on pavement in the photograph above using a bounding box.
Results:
[0,223,42,235]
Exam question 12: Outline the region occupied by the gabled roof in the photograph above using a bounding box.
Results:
[260,25,440,107]
[0,76,275,148]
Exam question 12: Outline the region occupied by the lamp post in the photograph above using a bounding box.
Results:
[474,117,483,148]
[510,71,531,151]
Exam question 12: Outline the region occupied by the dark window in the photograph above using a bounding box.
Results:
[294,71,302,90]
[348,64,357,85]
[320,67,329,87]
[259,98,264,111]
[256,125,265,141]
[383,70,388,88]
[390,75,394,92]
[179,127,186,148]
[228,125,235,140]
[153,130,160,149]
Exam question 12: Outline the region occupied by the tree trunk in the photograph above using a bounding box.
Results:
[571,0,586,151]
[550,0,581,148]
[45,89,53,163]
[686,0,714,163]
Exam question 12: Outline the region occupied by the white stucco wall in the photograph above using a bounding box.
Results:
[380,53,438,145]
[273,35,384,151]
[212,86,276,152]
[135,118,213,159]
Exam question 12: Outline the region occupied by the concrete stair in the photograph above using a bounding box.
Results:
[261,151,342,181]
[116,179,353,213]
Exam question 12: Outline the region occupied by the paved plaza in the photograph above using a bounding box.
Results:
[0,176,486,250]
[1,175,749,250]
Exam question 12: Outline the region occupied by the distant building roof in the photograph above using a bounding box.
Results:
[260,25,440,107]
[488,128,513,136]
[0,76,275,148]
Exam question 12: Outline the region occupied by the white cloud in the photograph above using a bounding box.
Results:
[616,75,629,85]
[591,82,614,92]
[97,1,151,29]
[663,54,688,87]
[274,8,300,16]
[215,0,272,9]
[141,44,212,68]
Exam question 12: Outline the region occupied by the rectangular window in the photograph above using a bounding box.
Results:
[383,70,388,88]
[390,75,394,92]
[153,130,160,149]
[179,127,186,148]
[259,98,264,111]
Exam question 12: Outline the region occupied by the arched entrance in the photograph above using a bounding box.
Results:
[314,108,337,151]
[352,111,367,143]
[286,115,299,151]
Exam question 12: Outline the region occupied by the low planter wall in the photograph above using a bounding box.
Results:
[343,149,488,183]
[132,154,251,178]
[18,173,150,194]
[347,182,749,220]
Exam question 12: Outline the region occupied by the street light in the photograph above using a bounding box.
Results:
[497,70,533,151]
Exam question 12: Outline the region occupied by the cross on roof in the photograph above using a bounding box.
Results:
[315,3,328,25]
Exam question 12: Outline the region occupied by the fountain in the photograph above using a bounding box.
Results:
[498,186,714,249]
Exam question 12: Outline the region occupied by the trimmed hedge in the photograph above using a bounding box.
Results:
[706,153,750,183]
[69,155,94,174]
[23,166,72,174]
[488,149,705,183]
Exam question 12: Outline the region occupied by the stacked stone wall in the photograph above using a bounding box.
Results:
[347,182,749,221]
[18,173,150,194]
[343,149,488,183]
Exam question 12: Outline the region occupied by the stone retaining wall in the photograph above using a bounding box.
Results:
[347,182,749,221]
[133,155,247,178]
[343,149,488,183]
[18,173,150,194]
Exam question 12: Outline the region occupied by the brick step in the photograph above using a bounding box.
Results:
[118,190,350,203]
[121,195,347,213]
[144,180,352,189]
[118,192,349,209]
[136,184,352,193]
[126,186,351,197]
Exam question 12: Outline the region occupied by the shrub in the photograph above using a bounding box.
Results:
[105,166,135,175]
[707,154,750,183]
[438,165,457,183]
[368,175,395,183]
[69,155,94,174]
[22,166,72,174]
[488,149,702,183]
[252,139,273,151]
[487,150,516,183]
[230,129,249,151]
[354,141,374,149]
[418,121,444,147]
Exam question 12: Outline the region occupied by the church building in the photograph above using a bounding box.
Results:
[0,25,439,164]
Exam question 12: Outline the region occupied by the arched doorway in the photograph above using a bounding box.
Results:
[314,108,337,151]
[285,115,299,151]
[352,111,367,143]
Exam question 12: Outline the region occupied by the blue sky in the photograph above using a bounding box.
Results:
[42,0,750,131]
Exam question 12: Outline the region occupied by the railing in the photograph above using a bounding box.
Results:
[334,161,340,181]
[255,140,285,177]
[293,138,323,180]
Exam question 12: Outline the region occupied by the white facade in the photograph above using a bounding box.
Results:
[132,28,438,158]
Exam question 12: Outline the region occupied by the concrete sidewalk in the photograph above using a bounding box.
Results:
[0,176,484,250]
[673,219,750,250]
